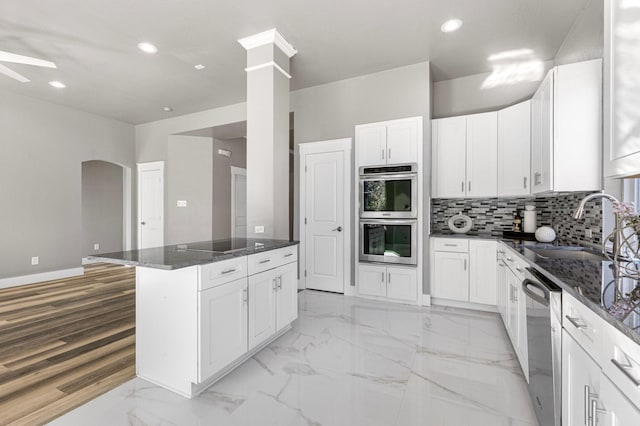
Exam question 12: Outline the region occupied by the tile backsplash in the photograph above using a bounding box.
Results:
[430,191,602,246]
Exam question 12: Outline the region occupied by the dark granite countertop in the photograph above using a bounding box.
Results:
[89,238,299,270]
[431,232,640,345]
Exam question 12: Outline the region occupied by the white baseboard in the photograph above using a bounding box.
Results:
[0,267,84,289]
[431,297,498,313]
[422,294,432,306]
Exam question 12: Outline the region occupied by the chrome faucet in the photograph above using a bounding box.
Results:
[573,192,622,259]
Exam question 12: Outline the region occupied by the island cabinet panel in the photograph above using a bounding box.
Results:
[248,268,278,350]
[198,277,248,382]
[276,262,298,331]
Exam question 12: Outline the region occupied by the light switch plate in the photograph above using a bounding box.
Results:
[31,256,39,265]
[177,200,187,207]
[255,225,264,233]
[585,229,593,238]
[94,243,100,251]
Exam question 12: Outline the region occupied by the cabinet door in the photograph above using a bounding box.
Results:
[466,112,498,197]
[498,101,531,196]
[496,258,507,321]
[468,240,497,305]
[358,264,387,297]
[386,118,420,165]
[599,373,640,426]
[505,272,519,342]
[516,278,528,376]
[563,331,601,426]
[275,262,298,331]
[432,251,469,302]
[248,269,277,350]
[432,116,467,198]
[531,69,554,193]
[199,278,248,382]
[386,266,417,301]
[356,124,387,166]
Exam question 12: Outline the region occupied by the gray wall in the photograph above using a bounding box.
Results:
[554,0,604,66]
[432,61,554,118]
[212,137,246,239]
[0,90,134,279]
[81,160,124,256]
[167,135,213,244]
[291,61,431,288]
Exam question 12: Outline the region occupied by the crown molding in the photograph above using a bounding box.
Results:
[238,28,297,58]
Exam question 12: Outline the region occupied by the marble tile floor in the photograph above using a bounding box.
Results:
[49,290,538,426]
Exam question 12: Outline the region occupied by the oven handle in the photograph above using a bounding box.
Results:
[359,173,417,180]
[521,278,550,307]
[360,219,417,225]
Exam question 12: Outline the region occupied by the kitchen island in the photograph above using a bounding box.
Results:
[91,238,299,398]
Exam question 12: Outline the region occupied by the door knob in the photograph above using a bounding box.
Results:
[140,221,146,225]
[332,226,343,232]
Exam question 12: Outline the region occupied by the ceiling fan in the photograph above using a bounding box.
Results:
[0,50,56,83]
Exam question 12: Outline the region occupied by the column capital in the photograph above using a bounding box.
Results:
[238,28,297,58]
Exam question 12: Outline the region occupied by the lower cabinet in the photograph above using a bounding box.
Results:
[199,277,248,382]
[358,264,417,302]
[248,262,298,350]
[599,374,640,425]
[430,238,496,305]
[563,331,601,426]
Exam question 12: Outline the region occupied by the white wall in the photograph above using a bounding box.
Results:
[0,90,134,279]
[554,0,604,66]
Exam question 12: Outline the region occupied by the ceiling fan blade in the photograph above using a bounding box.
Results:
[0,51,56,68]
[0,63,30,82]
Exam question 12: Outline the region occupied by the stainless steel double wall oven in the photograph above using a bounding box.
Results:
[359,164,418,265]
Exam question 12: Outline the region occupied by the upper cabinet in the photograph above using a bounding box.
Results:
[356,117,421,167]
[498,100,531,197]
[605,0,640,178]
[432,111,498,198]
[530,59,602,193]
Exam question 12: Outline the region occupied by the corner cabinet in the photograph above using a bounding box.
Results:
[356,117,420,166]
[432,112,498,198]
[604,0,640,178]
[530,59,602,193]
[497,100,531,197]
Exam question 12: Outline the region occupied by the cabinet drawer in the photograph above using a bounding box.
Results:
[433,238,468,253]
[563,292,602,362]
[248,246,297,276]
[602,324,640,410]
[199,257,248,291]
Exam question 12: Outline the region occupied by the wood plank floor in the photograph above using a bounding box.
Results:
[0,263,136,426]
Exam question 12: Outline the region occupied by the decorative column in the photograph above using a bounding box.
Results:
[239,29,296,240]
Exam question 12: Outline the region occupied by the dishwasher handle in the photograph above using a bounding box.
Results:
[522,278,550,307]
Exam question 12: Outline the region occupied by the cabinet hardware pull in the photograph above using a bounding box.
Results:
[221,268,236,275]
[565,315,587,329]
[468,181,471,192]
[388,272,391,283]
[523,177,527,189]
[534,172,542,186]
[463,259,467,270]
[243,289,248,303]
[506,257,513,262]
[388,148,391,159]
[259,259,271,264]
[513,286,518,302]
[498,250,505,254]
[382,148,385,160]
[516,267,524,273]
[611,358,640,387]
[584,385,599,426]
[590,399,606,425]
[284,253,294,257]
[277,277,282,290]
[444,243,457,247]
[461,181,464,193]
[381,272,384,282]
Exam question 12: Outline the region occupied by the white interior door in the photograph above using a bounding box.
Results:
[137,162,164,249]
[300,139,351,294]
[231,167,247,239]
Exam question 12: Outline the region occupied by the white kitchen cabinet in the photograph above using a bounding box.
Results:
[357,263,417,302]
[563,331,602,426]
[432,251,469,302]
[496,256,508,321]
[498,100,531,196]
[469,240,497,305]
[599,374,640,425]
[604,0,640,178]
[356,117,421,167]
[530,59,602,193]
[248,261,298,350]
[432,112,497,198]
[199,277,248,382]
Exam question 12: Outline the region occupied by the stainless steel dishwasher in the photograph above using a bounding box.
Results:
[522,267,562,426]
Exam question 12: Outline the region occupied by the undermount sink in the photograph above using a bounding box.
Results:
[528,247,608,262]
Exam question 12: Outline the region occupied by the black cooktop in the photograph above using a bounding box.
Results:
[185,238,252,254]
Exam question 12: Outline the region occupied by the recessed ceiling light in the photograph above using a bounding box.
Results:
[194,64,206,70]
[163,106,173,112]
[48,81,66,89]
[137,42,158,54]
[441,19,463,33]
